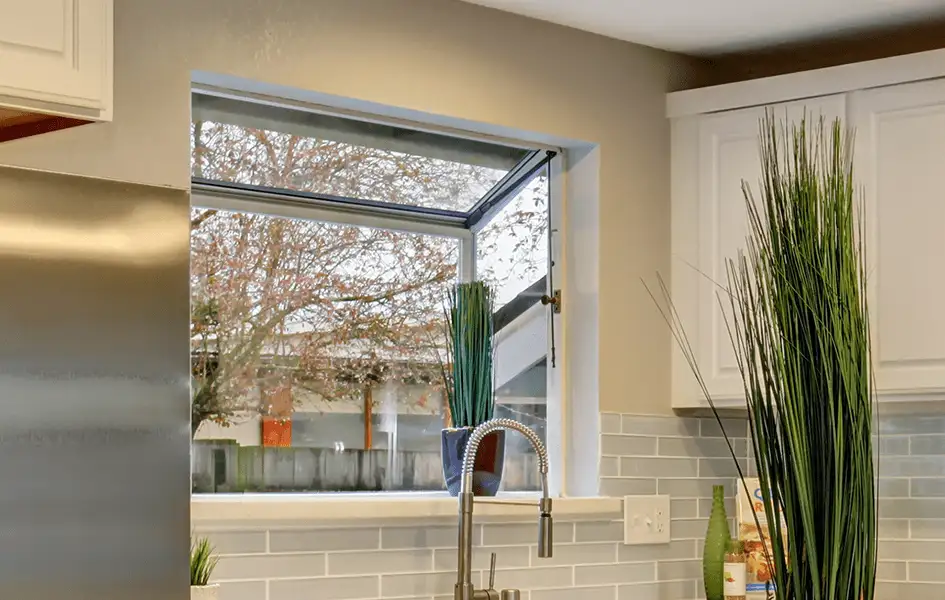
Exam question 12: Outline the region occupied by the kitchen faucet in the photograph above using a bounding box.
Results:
[455,418,553,600]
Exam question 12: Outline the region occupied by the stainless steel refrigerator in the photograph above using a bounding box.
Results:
[0,165,191,599]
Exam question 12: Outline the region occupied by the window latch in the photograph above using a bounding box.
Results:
[540,289,561,314]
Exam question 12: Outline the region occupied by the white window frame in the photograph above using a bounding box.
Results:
[189,89,568,500]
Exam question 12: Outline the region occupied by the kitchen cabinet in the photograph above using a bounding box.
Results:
[0,0,112,140]
[669,47,945,408]
[852,79,945,398]
[670,95,846,408]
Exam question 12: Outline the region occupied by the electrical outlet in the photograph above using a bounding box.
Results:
[623,495,671,545]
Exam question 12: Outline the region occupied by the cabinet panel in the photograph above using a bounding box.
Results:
[853,80,945,394]
[0,0,111,114]
[696,110,759,398]
[678,95,846,406]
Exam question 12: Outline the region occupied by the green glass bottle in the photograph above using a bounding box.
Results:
[703,485,731,600]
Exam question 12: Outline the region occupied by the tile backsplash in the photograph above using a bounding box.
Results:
[194,412,945,600]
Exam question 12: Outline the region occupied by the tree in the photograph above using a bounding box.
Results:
[190,118,548,437]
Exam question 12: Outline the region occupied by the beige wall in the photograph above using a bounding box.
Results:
[0,0,706,414]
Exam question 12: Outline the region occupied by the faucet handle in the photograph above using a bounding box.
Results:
[488,552,497,589]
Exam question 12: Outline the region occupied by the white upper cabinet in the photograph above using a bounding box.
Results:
[0,0,112,122]
[852,79,945,398]
[670,95,846,408]
[669,48,945,408]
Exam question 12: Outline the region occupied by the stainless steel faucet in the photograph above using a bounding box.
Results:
[455,418,553,600]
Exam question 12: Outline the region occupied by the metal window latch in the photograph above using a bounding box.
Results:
[540,289,561,314]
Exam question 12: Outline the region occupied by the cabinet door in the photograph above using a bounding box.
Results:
[852,80,945,396]
[0,0,111,115]
[693,95,847,402]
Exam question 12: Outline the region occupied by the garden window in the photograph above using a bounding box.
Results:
[190,90,559,494]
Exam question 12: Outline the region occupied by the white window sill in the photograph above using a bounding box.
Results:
[191,492,620,523]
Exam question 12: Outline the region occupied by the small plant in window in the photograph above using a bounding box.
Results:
[439,281,502,496]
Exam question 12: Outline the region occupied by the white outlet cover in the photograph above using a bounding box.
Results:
[623,495,671,545]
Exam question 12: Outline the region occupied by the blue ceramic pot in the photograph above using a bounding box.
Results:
[441,427,505,496]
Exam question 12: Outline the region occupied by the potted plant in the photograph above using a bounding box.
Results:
[190,536,220,600]
[652,113,876,600]
[439,281,503,496]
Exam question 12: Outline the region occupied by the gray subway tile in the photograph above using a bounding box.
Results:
[657,559,702,581]
[908,561,945,582]
[575,562,655,585]
[879,457,945,477]
[215,553,324,581]
[271,576,379,600]
[670,499,698,519]
[747,459,758,477]
[600,477,657,497]
[877,437,910,456]
[532,586,615,600]
[911,478,945,497]
[911,435,945,456]
[270,528,379,552]
[201,531,267,555]
[878,519,909,539]
[700,418,747,438]
[878,416,945,435]
[619,540,696,562]
[875,581,944,598]
[658,436,747,459]
[538,542,616,566]
[489,566,573,590]
[618,580,696,600]
[699,458,748,478]
[483,522,573,546]
[909,519,945,540]
[601,413,621,434]
[876,561,907,581]
[601,456,619,477]
[877,540,945,561]
[621,416,700,438]
[434,546,530,571]
[328,549,432,575]
[880,498,945,519]
[671,519,708,540]
[383,525,477,549]
[601,435,657,457]
[218,581,265,600]
[382,571,469,597]
[575,521,623,543]
[658,478,733,499]
[878,478,909,498]
[621,457,698,478]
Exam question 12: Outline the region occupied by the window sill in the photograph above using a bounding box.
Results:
[191,493,621,523]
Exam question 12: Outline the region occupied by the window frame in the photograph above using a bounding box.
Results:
[189,89,565,497]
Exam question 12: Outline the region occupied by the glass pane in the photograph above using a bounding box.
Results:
[191,208,461,493]
[475,167,549,491]
[476,166,549,307]
[191,94,530,212]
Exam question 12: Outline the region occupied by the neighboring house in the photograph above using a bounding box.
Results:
[193,277,549,452]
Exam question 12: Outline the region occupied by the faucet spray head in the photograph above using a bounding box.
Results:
[537,496,553,558]
[538,513,553,558]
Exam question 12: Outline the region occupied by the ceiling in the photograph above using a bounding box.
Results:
[461,0,945,55]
